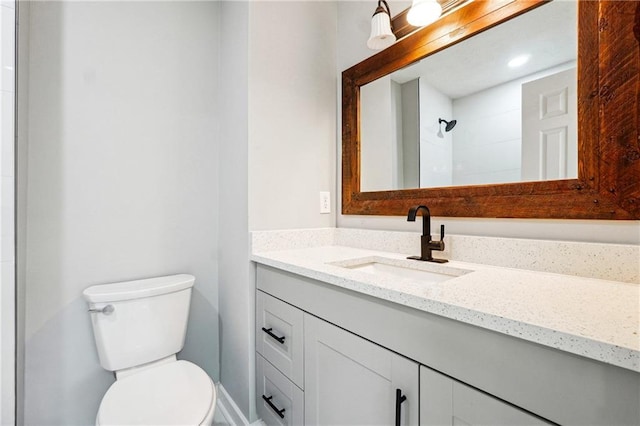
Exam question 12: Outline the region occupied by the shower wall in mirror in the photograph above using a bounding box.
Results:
[360,0,577,192]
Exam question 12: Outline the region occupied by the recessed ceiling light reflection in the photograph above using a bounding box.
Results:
[508,55,531,68]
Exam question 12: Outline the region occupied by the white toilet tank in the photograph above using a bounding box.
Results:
[83,274,195,372]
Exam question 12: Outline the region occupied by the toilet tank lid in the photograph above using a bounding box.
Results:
[83,274,195,303]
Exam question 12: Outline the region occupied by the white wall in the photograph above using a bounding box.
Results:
[452,76,522,186]
[217,2,338,422]
[419,78,452,187]
[0,1,15,424]
[16,3,29,422]
[17,3,338,425]
[361,76,420,191]
[218,0,255,422]
[336,2,640,244]
[399,79,419,189]
[361,76,395,192]
[452,62,576,186]
[22,2,220,424]
[248,1,336,231]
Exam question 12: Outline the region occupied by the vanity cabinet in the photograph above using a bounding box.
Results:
[256,289,419,425]
[304,313,419,425]
[420,366,550,426]
[255,264,640,426]
[256,288,549,426]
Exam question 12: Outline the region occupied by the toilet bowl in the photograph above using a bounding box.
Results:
[97,360,216,425]
[84,274,216,425]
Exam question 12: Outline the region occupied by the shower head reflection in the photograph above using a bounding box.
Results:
[438,118,457,132]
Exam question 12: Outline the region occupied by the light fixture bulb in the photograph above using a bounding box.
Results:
[407,0,442,27]
[367,0,396,50]
[508,54,531,68]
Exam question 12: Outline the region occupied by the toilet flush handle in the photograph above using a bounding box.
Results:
[88,304,115,315]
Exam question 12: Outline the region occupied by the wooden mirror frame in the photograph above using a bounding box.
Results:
[342,0,640,220]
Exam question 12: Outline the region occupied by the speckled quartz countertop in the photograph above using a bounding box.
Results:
[251,238,640,373]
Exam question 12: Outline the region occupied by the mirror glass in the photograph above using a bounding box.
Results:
[360,1,577,191]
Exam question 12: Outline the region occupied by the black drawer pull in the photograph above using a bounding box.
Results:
[262,395,286,419]
[262,327,285,344]
[395,388,407,426]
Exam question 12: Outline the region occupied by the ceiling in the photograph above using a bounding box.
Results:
[387,1,577,99]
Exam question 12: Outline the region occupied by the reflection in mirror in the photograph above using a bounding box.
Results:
[360,0,577,192]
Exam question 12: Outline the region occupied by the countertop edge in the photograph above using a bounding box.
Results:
[251,253,640,373]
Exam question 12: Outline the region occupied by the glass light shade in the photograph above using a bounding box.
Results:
[367,11,396,50]
[407,0,442,27]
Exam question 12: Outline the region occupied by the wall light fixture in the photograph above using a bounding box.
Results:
[367,0,396,50]
[407,0,442,27]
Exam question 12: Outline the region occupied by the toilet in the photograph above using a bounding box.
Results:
[83,274,216,425]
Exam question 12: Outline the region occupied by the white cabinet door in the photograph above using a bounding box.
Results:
[420,366,551,426]
[304,313,419,426]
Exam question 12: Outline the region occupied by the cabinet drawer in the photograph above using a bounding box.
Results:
[256,290,304,388]
[257,353,304,426]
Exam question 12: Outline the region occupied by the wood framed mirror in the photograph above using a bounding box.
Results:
[342,0,640,219]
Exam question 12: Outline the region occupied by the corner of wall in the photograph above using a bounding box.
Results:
[15,0,30,423]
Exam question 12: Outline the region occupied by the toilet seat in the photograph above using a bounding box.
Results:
[97,360,215,425]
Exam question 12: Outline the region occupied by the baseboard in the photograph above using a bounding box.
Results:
[215,383,265,426]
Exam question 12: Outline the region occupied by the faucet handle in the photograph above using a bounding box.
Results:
[440,224,445,241]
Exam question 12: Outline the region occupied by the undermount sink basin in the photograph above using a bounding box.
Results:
[331,256,472,283]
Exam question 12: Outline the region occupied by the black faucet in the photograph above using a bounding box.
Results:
[407,205,448,263]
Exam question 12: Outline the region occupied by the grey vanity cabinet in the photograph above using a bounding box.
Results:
[304,313,419,426]
[256,265,639,426]
[420,366,551,426]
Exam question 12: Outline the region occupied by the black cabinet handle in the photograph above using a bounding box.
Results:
[262,395,285,419]
[262,327,285,344]
[395,388,407,426]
